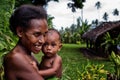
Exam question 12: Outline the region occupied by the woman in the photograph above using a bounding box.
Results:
[3,4,48,80]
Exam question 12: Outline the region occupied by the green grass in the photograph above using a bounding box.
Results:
[35,44,115,80]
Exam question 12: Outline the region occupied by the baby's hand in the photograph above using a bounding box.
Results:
[30,61,38,71]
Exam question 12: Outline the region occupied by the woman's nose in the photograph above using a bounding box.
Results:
[38,35,45,43]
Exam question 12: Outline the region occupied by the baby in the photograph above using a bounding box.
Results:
[33,29,62,79]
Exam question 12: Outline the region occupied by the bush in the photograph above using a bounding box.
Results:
[0,0,17,80]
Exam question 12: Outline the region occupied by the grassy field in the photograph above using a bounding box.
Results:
[35,44,115,80]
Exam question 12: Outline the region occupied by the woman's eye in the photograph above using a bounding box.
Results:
[34,33,41,37]
[43,34,46,37]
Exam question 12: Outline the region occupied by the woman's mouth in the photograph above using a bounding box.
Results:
[35,45,42,50]
[33,44,43,53]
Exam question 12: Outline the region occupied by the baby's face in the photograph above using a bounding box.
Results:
[42,32,61,57]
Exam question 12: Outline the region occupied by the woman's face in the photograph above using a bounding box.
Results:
[20,19,48,54]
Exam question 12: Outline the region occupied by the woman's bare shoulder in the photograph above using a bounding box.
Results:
[4,50,26,67]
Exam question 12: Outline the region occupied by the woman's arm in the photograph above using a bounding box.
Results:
[6,53,44,80]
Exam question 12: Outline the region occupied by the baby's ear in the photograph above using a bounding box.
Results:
[16,27,23,37]
[58,44,62,51]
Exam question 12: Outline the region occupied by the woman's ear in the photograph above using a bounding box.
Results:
[16,27,23,37]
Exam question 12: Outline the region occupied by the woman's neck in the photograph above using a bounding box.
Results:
[17,40,31,55]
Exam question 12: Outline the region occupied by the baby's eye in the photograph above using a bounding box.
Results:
[44,43,48,46]
[51,43,56,46]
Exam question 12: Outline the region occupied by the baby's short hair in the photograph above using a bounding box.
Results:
[47,28,62,43]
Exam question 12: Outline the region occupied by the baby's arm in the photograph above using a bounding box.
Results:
[39,56,62,77]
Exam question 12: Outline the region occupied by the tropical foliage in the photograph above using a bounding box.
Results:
[95,1,101,22]
[103,12,109,22]
[101,32,120,55]
[67,0,85,12]
[109,51,120,80]
[77,62,108,80]
[0,0,18,80]
[0,0,17,62]
[15,0,59,7]
[113,8,119,16]
[59,18,90,44]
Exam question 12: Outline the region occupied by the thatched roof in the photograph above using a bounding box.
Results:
[82,21,120,43]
